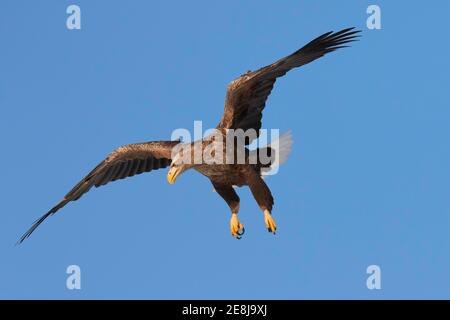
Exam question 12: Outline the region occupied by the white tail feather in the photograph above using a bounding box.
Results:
[261,130,293,177]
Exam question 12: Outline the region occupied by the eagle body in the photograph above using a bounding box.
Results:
[195,165,249,185]
[19,28,360,243]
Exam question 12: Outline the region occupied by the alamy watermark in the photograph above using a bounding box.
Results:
[170,121,286,176]
[367,5,382,30]
[66,5,81,30]
[366,265,381,290]
[66,264,81,290]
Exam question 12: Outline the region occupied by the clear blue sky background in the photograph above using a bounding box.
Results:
[1,0,449,299]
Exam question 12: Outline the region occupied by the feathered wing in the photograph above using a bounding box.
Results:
[18,140,179,243]
[217,27,361,143]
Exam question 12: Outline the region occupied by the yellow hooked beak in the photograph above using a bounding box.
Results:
[167,166,181,185]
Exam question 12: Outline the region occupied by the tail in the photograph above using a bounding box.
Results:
[249,131,293,177]
[270,130,293,167]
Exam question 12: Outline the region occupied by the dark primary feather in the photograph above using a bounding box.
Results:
[217,27,361,143]
[18,140,179,244]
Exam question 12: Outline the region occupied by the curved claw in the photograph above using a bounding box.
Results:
[264,210,277,234]
[230,213,245,239]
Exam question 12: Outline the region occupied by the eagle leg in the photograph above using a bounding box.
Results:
[245,167,277,235]
[264,209,277,234]
[211,181,244,239]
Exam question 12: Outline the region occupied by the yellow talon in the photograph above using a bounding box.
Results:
[230,213,244,239]
[264,209,277,234]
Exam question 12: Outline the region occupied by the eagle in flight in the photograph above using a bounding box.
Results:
[19,28,360,243]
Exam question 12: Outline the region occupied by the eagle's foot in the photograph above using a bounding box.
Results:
[230,213,245,239]
[264,210,277,234]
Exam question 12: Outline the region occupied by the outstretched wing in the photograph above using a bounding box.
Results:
[18,140,179,243]
[217,27,361,143]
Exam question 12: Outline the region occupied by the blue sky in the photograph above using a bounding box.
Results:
[1,0,450,299]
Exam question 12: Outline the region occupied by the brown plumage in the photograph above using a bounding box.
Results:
[18,141,179,243]
[19,27,360,243]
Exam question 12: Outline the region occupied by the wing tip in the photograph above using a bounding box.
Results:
[300,27,361,56]
[16,201,65,245]
[321,27,362,40]
[16,211,52,245]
